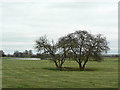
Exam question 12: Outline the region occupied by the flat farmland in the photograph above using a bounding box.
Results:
[2,57,118,88]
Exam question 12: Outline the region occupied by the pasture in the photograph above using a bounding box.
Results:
[2,57,118,88]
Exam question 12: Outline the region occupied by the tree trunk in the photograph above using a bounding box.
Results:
[82,58,89,70]
[58,66,62,70]
[54,61,58,68]
[54,61,64,70]
[78,59,83,71]
[78,62,83,70]
[59,61,64,70]
[82,62,86,70]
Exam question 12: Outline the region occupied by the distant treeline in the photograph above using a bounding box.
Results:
[0,50,118,59]
[0,50,51,59]
[102,54,118,57]
[0,50,35,58]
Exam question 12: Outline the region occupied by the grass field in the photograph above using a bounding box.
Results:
[2,57,118,88]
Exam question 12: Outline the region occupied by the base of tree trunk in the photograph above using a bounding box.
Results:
[79,67,85,71]
[57,66,62,70]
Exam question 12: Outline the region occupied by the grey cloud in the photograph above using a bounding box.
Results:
[2,2,118,54]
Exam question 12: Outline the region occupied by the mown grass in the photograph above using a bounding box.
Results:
[2,57,118,88]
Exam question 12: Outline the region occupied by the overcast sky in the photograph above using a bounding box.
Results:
[0,0,118,54]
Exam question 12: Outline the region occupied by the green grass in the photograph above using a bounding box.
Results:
[2,57,118,88]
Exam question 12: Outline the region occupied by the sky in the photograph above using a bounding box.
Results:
[0,0,118,54]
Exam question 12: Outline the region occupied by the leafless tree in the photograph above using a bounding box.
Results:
[35,36,68,70]
[59,30,109,70]
[35,30,109,71]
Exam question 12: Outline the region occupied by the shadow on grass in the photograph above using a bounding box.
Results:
[42,67,99,71]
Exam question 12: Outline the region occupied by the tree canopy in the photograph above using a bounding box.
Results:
[58,30,109,70]
[35,30,109,70]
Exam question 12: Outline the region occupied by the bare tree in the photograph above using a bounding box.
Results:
[35,36,68,70]
[35,30,109,71]
[59,30,109,70]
